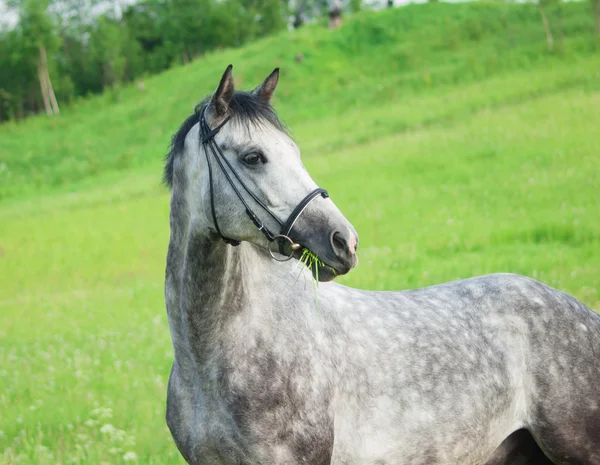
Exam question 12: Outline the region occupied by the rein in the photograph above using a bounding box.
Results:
[199,106,329,260]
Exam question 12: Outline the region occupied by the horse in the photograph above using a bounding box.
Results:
[163,65,600,465]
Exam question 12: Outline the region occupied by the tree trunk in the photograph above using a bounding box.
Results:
[38,45,59,115]
[0,88,11,122]
[46,67,60,115]
[538,4,553,52]
[41,47,60,114]
[38,65,53,115]
[16,93,24,120]
[29,87,38,115]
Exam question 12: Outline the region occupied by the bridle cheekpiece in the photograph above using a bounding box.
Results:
[198,105,329,261]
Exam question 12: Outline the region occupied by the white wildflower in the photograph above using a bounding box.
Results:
[123,452,138,462]
[111,428,126,443]
[100,424,116,435]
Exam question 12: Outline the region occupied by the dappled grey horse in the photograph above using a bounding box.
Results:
[163,65,600,465]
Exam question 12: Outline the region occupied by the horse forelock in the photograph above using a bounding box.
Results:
[163,91,288,189]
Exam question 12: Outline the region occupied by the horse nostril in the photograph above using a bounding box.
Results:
[332,231,346,252]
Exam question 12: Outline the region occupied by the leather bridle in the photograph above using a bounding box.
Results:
[199,106,329,260]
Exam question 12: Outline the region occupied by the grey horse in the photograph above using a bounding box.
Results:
[163,65,600,465]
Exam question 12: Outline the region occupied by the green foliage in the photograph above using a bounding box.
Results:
[13,0,59,54]
[0,0,61,119]
[0,0,288,121]
[89,16,128,87]
[0,5,599,462]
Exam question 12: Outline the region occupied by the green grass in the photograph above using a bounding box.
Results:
[1,2,600,464]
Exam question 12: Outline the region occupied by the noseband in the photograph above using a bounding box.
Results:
[199,106,329,260]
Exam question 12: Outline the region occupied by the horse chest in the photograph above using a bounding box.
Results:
[221,347,335,464]
[168,346,335,465]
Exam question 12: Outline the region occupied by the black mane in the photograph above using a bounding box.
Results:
[163,91,287,188]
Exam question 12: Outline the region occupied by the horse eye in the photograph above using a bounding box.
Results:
[243,152,262,165]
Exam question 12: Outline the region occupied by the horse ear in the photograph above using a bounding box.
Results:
[252,68,279,104]
[208,64,235,119]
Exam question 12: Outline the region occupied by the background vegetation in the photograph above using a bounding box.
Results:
[0,0,288,121]
[1,0,599,122]
[1,1,599,464]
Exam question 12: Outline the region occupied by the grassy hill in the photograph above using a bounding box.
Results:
[0,1,598,200]
[1,3,599,464]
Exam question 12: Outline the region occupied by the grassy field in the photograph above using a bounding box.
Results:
[1,2,600,464]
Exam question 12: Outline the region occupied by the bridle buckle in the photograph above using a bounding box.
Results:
[268,235,298,262]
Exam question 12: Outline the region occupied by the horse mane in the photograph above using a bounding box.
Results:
[163,91,288,189]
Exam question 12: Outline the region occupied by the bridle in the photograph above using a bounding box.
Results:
[199,105,329,260]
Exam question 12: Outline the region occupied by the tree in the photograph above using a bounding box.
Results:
[537,0,554,51]
[11,0,62,115]
[0,30,32,120]
[0,0,290,122]
[122,0,172,74]
[89,15,127,88]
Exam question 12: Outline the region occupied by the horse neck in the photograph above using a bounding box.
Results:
[165,190,279,374]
